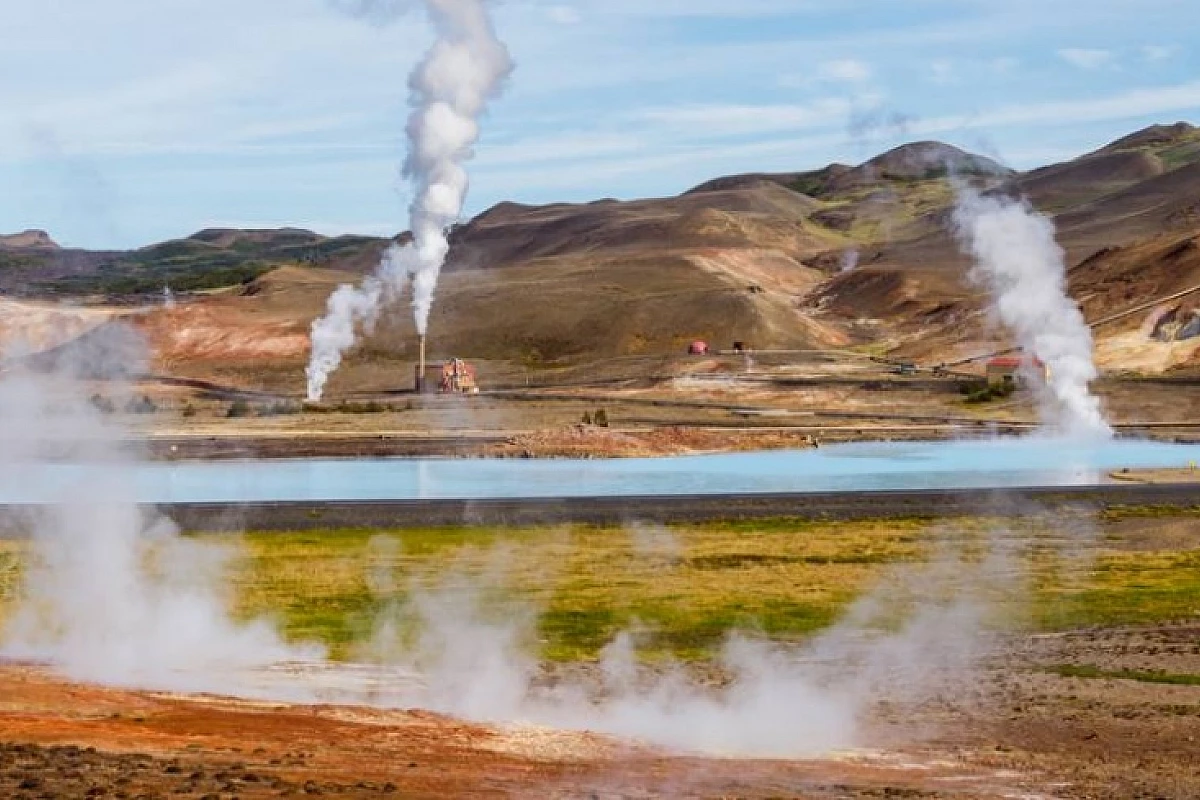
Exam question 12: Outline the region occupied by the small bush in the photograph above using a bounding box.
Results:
[341,401,387,414]
[226,399,252,418]
[964,382,1016,404]
[581,411,593,425]
[258,401,301,417]
[125,395,158,414]
[593,408,609,427]
[89,394,115,414]
[180,403,197,418]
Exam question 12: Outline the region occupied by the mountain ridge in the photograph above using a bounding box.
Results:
[4,120,1200,383]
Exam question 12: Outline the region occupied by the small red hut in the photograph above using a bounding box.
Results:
[986,355,1047,387]
[688,340,710,356]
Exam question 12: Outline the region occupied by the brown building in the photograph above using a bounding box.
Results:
[415,358,479,394]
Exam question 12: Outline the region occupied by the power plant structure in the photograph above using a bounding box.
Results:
[986,355,1048,388]
[414,335,479,395]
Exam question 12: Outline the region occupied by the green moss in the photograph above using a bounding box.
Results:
[7,513,1200,665]
[1047,664,1200,686]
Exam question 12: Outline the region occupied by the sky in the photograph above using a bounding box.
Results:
[1,0,1197,249]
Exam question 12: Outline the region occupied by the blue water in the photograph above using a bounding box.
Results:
[3,437,1199,504]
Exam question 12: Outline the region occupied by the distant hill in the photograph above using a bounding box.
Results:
[0,229,59,249]
[5,121,1200,389]
[0,227,389,297]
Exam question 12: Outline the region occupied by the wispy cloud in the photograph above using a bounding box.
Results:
[1058,48,1115,70]
[3,0,1199,247]
[546,5,581,25]
[929,59,957,85]
[908,81,1200,143]
[633,99,854,139]
[819,59,873,83]
[991,57,1021,75]
[1142,44,1180,63]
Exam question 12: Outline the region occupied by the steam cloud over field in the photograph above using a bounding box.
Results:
[0,330,320,693]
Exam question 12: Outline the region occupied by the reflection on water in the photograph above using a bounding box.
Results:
[3,437,1198,504]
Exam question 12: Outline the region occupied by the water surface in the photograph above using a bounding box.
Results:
[4,437,1198,504]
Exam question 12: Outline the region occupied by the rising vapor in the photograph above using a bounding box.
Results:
[953,188,1110,437]
[306,0,514,401]
[0,330,319,694]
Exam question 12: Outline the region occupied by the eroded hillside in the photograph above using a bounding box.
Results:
[4,122,1200,391]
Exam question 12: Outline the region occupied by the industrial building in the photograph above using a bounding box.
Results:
[985,355,1047,388]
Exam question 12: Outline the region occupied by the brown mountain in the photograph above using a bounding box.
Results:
[5,122,1200,392]
[0,227,389,297]
[0,229,59,249]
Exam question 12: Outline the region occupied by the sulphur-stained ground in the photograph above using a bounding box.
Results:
[1,624,1199,799]
[2,512,1198,798]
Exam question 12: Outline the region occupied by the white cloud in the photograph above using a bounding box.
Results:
[479,131,644,167]
[1142,44,1179,62]
[991,57,1020,75]
[4,0,1200,248]
[911,80,1200,138]
[546,5,581,25]
[819,59,872,83]
[1058,48,1115,70]
[929,59,957,85]
[634,99,854,139]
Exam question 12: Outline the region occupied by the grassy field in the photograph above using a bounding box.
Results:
[1,511,1198,662]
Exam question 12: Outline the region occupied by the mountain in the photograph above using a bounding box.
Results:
[4,121,1200,389]
[0,230,59,249]
[0,227,389,297]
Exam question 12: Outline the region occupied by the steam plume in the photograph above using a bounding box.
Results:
[839,248,860,273]
[359,524,1016,758]
[953,188,1110,437]
[306,0,514,401]
[0,330,320,693]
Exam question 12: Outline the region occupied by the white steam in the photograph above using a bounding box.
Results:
[359,526,1015,758]
[953,188,1110,437]
[840,248,860,273]
[305,0,514,401]
[306,276,386,403]
[0,332,321,693]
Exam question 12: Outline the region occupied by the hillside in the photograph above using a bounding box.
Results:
[4,122,1200,391]
[0,228,389,297]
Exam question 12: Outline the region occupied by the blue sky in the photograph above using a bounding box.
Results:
[1,0,1197,249]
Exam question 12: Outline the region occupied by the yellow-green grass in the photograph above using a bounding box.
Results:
[1,513,1198,663]
[224,518,928,661]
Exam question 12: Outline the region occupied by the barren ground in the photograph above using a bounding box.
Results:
[4,510,1200,798]
[2,622,1199,799]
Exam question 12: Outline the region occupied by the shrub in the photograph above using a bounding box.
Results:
[226,399,252,418]
[125,395,158,414]
[89,394,115,414]
[258,401,302,417]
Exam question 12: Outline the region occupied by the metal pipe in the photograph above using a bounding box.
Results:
[418,334,427,394]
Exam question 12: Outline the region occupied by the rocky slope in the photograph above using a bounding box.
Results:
[4,122,1200,384]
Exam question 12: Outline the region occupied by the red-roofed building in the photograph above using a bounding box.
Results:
[986,355,1047,387]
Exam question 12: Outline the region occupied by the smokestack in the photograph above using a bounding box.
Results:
[303,0,514,403]
[417,334,427,393]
